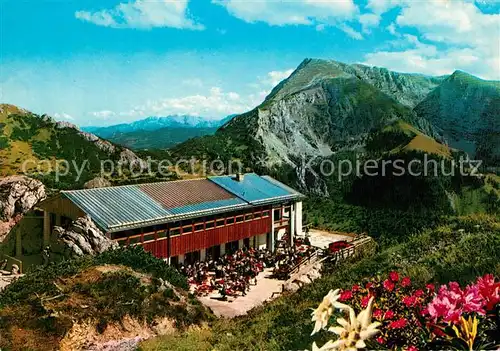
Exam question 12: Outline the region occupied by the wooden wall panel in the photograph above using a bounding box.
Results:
[167,216,271,257]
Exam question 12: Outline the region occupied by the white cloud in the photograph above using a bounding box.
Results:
[214,0,362,37]
[213,0,358,26]
[263,69,294,87]
[53,112,74,121]
[386,22,397,35]
[363,0,500,79]
[364,36,490,78]
[116,68,295,118]
[75,0,204,30]
[359,13,380,33]
[128,87,255,117]
[91,110,116,119]
[338,23,364,40]
[366,0,404,15]
[182,78,204,87]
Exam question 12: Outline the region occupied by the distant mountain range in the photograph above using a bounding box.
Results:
[82,115,236,149]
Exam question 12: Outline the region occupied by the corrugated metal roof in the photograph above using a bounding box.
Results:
[261,175,304,196]
[169,198,249,216]
[139,178,235,209]
[60,174,303,232]
[208,173,302,205]
[63,186,171,231]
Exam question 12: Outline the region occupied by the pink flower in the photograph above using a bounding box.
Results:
[406,346,419,351]
[361,294,372,308]
[426,281,485,324]
[444,308,463,324]
[372,308,383,320]
[376,336,385,344]
[351,284,360,292]
[403,295,418,307]
[389,318,407,329]
[384,309,395,320]
[476,274,500,311]
[389,271,400,282]
[383,279,395,292]
[365,282,373,289]
[449,282,461,293]
[463,285,485,315]
[339,290,353,302]
[414,289,424,298]
[401,276,411,287]
[426,283,435,292]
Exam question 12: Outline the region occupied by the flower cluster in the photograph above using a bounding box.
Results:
[425,274,500,324]
[309,272,500,350]
[335,271,432,349]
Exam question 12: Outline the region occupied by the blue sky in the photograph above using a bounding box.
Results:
[1,0,498,126]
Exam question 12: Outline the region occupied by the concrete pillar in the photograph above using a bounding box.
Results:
[16,227,22,257]
[270,208,276,252]
[295,201,303,236]
[220,243,226,256]
[238,239,244,250]
[43,210,51,246]
[178,254,185,265]
[290,203,295,244]
[200,248,206,261]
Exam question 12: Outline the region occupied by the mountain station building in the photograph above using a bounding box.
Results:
[39,173,304,265]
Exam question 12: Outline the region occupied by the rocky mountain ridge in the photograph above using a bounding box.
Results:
[173,58,499,196]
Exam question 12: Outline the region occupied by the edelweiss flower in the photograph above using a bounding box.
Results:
[311,289,347,335]
[326,296,381,350]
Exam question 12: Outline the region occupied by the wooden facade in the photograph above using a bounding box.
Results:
[113,205,292,259]
[39,191,299,262]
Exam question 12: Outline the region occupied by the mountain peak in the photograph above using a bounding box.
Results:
[445,70,500,90]
[0,103,29,117]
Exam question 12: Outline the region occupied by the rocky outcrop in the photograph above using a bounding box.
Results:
[414,70,500,163]
[0,176,46,241]
[119,149,147,169]
[222,59,441,174]
[79,131,117,154]
[84,177,112,189]
[284,263,322,293]
[56,121,79,130]
[54,216,118,256]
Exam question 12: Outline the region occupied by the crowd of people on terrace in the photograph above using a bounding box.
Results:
[178,236,316,299]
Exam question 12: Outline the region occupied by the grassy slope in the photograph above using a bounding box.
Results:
[0,247,211,351]
[140,214,500,351]
[0,104,182,188]
[0,104,119,187]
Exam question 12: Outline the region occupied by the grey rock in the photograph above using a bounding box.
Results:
[84,177,112,189]
[0,176,46,221]
[54,216,118,256]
